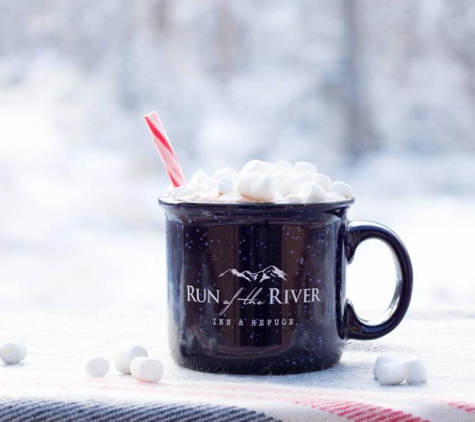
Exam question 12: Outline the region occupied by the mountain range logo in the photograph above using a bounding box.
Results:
[219,265,287,283]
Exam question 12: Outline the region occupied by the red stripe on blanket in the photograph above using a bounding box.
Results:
[294,397,427,422]
[447,401,475,414]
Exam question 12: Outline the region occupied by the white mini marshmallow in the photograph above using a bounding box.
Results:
[288,173,313,194]
[189,169,211,186]
[374,355,399,379]
[313,173,332,191]
[212,167,238,180]
[299,182,327,203]
[251,175,276,201]
[326,192,346,202]
[163,161,354,204]
[205,186,220,199]
[377,361,406,385]
[405,358,428,384]
[130,357,164,383]
[272,161,294,174]
[294,161,317,174]
[237,172,257,198]
[330,181,353,198]
[279,194,305,204]
[193,182,215,193]
[164,184,175,195]
[175,188,198,200]
[86,357,109,377]
[0,341,27,364]
[114,345,148,375]
[273,171,291,197]
[216,193,245,202]
[217,176,236,195]
[169,185,187,199]
[241,159,272,174]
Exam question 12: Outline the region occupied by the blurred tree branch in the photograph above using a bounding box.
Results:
[342,0,378,162]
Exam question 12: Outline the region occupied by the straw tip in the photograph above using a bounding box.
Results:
[144,110,159,120]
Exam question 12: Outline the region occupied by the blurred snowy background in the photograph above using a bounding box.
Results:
[1,0,474,314]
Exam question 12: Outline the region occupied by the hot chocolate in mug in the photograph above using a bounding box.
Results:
[159,199,412,374]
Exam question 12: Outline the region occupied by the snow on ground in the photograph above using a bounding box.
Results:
[1,154,473,315]
[0,61,474,314]
[347,194,475,317]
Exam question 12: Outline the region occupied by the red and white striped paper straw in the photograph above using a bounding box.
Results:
[144,111,186,187]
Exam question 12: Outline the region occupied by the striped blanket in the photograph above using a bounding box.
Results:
[0,310,473,421]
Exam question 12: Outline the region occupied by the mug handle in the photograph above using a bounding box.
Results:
[344,221,413,340]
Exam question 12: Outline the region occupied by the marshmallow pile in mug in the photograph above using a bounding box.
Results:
[164,160,353,204]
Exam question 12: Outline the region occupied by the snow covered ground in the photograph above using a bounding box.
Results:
[0,96,474,313]
[1,150,473,315]
[1,1,475,315]
[0,76,473,314]
[347,193,475,317]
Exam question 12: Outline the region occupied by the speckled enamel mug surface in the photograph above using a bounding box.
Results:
[159,199,413,375]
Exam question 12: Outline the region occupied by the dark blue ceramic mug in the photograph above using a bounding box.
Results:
[159,199,412,374]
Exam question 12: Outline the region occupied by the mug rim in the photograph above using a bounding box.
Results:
[158,197,355,210]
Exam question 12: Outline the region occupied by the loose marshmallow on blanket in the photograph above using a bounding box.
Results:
[373,355,399,379]
[86,357,109,377]
[0,341,27,364]
[114,345,148,375]
[376,361,406,386]
[405,358,428,384]
[130,357,164,383]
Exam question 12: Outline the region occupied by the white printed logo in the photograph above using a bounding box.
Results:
[186,264,321,320]
[219,265,287,283]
